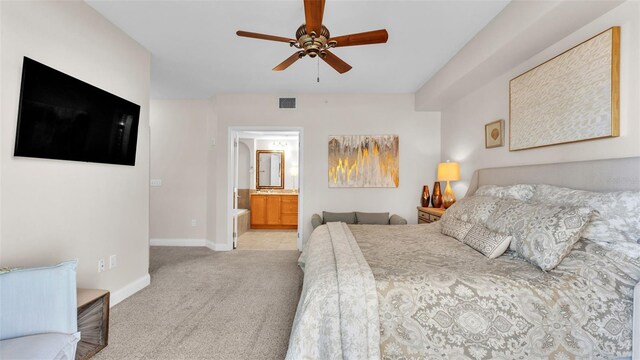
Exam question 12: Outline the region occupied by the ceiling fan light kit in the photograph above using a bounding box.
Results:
[236,0,388,74]
[292,24,334,59]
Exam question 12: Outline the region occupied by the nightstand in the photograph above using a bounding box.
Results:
[417,206,445,224]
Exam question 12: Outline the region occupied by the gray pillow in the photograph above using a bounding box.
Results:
[533,184,640,257]
[441,217,474,241]
[322,211,356,224]
[442,195,500,225]
[356,212,389,225]
[474,184,536,201]
[486,199,594,271]
[463,224,512,259]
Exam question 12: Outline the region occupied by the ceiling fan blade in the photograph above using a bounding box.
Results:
[304,0,325,36]
[329,29,389,47]
[236,31,294,43]
[273,52,304,71]
[321,50,352,74]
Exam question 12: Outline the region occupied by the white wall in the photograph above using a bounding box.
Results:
[237,139,251,189]
[149,100,209,242]
[0,1,151,300]
[419,2,640,198]
[0,2,3,249]
[205,100,218,248]
[214,94,440,246]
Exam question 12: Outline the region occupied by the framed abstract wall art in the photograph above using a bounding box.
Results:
[485,119,504,148]
[328,135,399,188]
[509,27,620,151]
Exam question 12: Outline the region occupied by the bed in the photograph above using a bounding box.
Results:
[286,157,640,360]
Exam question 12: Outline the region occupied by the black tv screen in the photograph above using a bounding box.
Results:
[14,57,140,166]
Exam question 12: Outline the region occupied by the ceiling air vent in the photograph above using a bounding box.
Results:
[279,97,296,109]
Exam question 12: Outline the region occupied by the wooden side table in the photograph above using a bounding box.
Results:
[417,206,445,224]
[76,289,110,360]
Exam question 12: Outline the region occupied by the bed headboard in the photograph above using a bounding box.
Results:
[465,157,640,197]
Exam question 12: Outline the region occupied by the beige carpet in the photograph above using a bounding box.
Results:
[93,247,303,360]
[237,230,298,250]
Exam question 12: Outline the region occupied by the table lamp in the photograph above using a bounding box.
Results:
[437,161,460,209]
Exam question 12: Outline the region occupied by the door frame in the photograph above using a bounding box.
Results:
[232,131,240,249]
[227,126,304,251]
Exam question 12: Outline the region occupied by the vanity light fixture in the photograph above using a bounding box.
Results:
[272,141,288,149]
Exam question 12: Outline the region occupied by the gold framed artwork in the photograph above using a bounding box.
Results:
[328,135,399,188]
[509,26,620,151]
[485,119,504,148]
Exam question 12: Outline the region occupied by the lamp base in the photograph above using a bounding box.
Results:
[443,181,456,209]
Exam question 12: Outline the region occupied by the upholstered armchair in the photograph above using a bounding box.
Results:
[0,260,80,360]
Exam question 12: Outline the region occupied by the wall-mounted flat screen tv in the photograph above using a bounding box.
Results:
[14,57,140,166]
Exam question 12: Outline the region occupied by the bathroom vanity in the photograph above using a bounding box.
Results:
[250,193,298,229]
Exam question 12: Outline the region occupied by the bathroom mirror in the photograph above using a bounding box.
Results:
[256,150,284,189]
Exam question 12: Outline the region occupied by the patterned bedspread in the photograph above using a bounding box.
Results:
[286,222,380,360]
[289,222,640,360]
[351,223,640,360]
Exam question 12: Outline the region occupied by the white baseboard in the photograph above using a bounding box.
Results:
[206,240,233,251]
[150,238,206,247]
[110,273,150,307]
[150,238,232,251]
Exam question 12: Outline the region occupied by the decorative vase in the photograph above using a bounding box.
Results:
[421,185,430,207]
[432,182,442,208]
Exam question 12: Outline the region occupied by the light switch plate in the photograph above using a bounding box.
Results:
[150,179,162,187]
[109,255,117,269]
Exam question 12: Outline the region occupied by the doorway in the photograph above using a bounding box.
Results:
[228,127,303,251]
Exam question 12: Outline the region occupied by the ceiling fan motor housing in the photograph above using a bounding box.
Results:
[296,24,331,58]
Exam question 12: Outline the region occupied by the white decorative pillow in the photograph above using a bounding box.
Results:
[475,184,536,201]
[462,224,512,259]
[534,184,640,255]
[486,199,594,271]
[441,217,474,241]
[441,195,500,225]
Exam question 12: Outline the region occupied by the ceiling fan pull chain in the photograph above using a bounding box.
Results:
[317,57,320,83]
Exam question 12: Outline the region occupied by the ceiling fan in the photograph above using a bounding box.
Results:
[236,0,388,74]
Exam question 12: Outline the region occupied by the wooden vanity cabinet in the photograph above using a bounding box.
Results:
[266,196,281,225]
[250,195,267,225]
[280,196,298,226]
[250,194,298,229]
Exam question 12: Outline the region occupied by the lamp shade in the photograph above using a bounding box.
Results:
[437,162,460,181]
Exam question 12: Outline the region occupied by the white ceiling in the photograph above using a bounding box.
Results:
[86,0,509,99]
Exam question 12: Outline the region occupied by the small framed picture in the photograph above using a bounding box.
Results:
[485,119,504,148]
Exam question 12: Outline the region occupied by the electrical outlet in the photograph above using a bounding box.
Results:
[191,219,197,227]
[109,255,117,269]
[98,259,105,273]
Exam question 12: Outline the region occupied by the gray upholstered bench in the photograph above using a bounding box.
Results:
[311,211,407,229]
